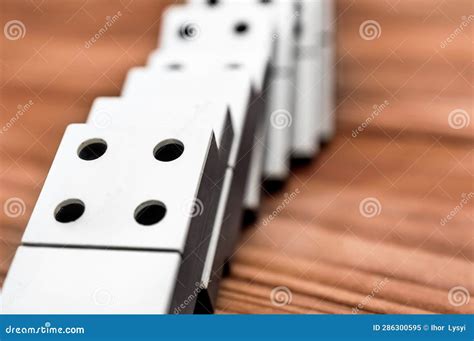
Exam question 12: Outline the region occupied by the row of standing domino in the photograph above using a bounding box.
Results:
[2,0,336,314]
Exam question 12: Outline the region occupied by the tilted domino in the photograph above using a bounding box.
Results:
[187,0,299,183]
[118,67,254,311]
[145,49,271,221]
[292,0,324,159]
[3,102,230,314]
[90,98,237,313]
[321,0,336,142]
[154,3,278,215]
[158,4,296,184]
[90,96,240,313]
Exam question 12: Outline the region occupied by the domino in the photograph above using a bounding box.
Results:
[321,0,336,142]
[158,4,297,185]
[146,49,271,221]
[5,112,224,313]
[187,0,299,184]
[89,96,241,313]
[117,67,255,311]
[292,0,324,159]
[119,68,251,238]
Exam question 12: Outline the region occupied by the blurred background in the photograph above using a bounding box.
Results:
[0,0,472,314]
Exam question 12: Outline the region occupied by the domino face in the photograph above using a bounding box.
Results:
[120,67,251,169]
[160,5,275,54]
[146,50,271,215]
[15,116,223,314]
[147,49,269,93]
[22,122,220,252]
[88,96,234,171]
[3,247,181,314]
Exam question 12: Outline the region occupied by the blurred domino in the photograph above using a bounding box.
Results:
[159,4,297,186]
[321,0,336,142]
[293,0,324,159]
[156,4,277,216]
[188,0,299,184]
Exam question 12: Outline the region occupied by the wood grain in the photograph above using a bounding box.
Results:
[0,0,472,314]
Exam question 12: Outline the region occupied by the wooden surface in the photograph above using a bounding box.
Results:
[0,0,472,314]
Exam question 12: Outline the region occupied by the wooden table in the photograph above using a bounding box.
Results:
[0,0,472,314]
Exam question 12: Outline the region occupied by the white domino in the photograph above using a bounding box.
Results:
[147,49,271,220]
[189,0,299,182]
[5,105,225,313]
[158,4,297,184]
[321,0,336,142]
[157,2,277,199]
[293,0,324,159]
[117,66,253,311]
